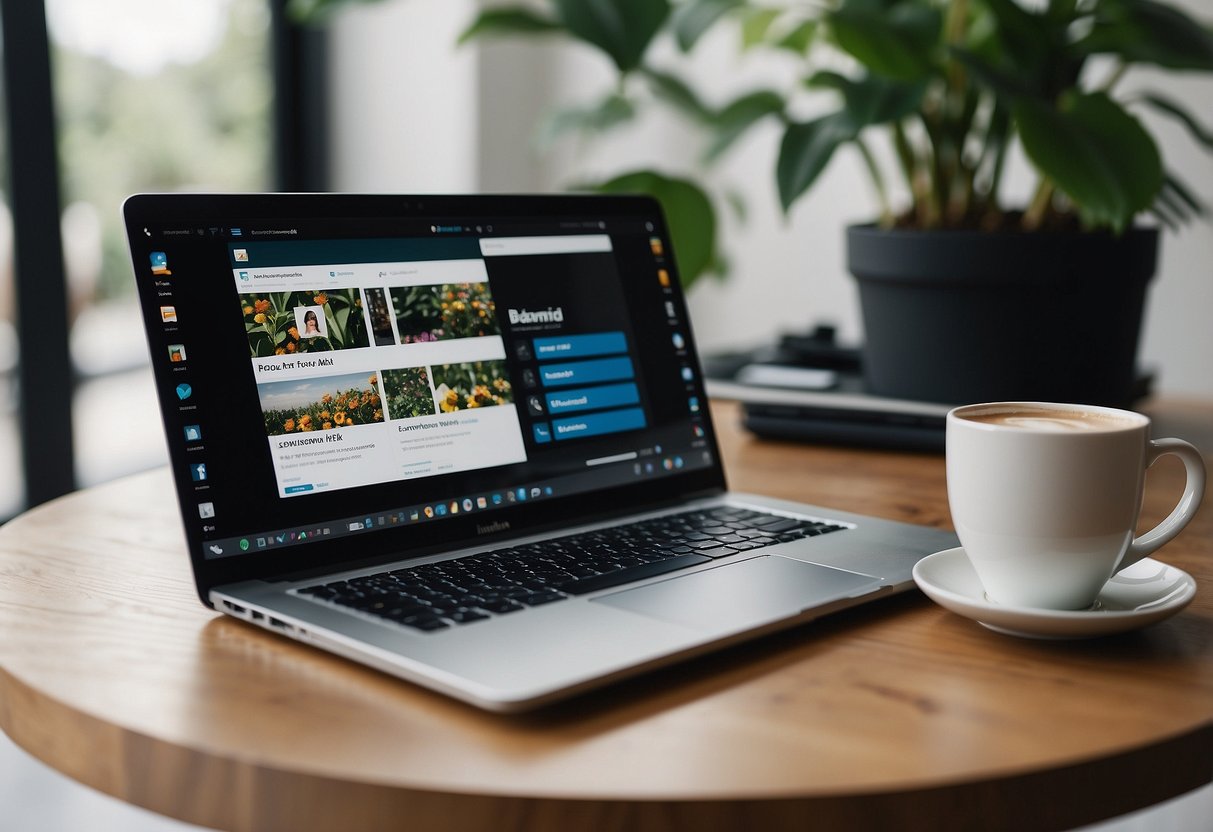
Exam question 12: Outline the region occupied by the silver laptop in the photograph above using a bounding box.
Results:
[125,193,956,712]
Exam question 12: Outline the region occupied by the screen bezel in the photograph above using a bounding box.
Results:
[124,192,728,604]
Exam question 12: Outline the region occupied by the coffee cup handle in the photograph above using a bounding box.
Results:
[1120,438,1206,571]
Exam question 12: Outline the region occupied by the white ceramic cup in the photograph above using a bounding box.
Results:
[946,402,1206,610]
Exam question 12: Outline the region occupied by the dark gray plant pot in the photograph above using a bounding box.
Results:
[847,224,1159,407]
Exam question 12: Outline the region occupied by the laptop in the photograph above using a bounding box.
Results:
[124,192,957,712]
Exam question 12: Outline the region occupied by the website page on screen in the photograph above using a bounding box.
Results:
[135,211,715,562]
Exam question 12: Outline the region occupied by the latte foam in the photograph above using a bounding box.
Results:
[960,407,1136,432]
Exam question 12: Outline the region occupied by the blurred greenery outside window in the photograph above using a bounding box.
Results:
[30,0,272,504]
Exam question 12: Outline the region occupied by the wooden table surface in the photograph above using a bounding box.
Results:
[1,399,1211,832]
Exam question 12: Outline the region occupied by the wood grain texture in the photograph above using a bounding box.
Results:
[1,399,1211,832]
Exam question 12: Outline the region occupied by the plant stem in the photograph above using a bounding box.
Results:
[855,135,893,227]
[980,104,1010,214]
[892,120,918,221]
[918,107,945,228]
[944,0,970,92]
[1023,178,1055,230]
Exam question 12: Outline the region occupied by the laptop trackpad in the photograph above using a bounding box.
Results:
[593,555,883,634]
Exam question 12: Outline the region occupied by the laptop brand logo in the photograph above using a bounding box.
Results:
[476,520,511,536]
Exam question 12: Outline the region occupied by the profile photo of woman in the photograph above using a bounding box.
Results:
[295,305,327,340]
[303,309,322,338]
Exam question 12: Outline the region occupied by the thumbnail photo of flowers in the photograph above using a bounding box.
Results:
[431,360,513,413]
[381,366,437,420]
[389,282,500,344]
[258,372,384,436]
[241,289,370,357]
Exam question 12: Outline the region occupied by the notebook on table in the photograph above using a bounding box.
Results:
[124,192,957,712]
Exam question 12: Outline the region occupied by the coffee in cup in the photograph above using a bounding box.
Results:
[946,402,1205,610]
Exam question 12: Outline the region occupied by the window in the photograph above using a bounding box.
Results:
[48,0,274,489]
[0,0,321,521]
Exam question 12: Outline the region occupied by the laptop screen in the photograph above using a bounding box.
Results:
[125,194,725,595]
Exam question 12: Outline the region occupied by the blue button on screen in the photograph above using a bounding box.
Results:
[540,356,635,388]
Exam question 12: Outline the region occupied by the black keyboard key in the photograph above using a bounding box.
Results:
[713,534,747,545]
[758,518,802,532]
[520,591,568,606]
[478,599,525,614]
[561,553,711,596]
[697,545,739,559]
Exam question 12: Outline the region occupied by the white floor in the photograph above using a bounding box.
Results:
[1,726,1210,831]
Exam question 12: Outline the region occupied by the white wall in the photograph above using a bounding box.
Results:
[329,0,1213,397]
[329,0,479,192]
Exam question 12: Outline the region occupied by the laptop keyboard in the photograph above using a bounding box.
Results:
[296,506,849,632]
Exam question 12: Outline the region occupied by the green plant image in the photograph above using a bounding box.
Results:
[390,282,501,343]
[431,361,514,413]
[389,285,443,343]
[258,372,384,436]
[381,366,437,420]
[241,289,370,357]
[299,0,1213,269]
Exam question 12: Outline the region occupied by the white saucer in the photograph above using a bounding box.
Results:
[912,547,1197,639]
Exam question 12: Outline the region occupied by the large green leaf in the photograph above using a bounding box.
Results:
[805,71,927,129]
[1078,0,1213,70]
[828,3,942,81]
[704,90,785,162]
[592,171,719,286]
[553,0,672,72]
[1015,92,1162,231]
[981,0,1052,58]
[457,7,562,45]
[536,94,636,147]
[774,20,818,55]
[950,47,1036,99]
[642,68,715,122]
[673,0,745,51]
[966,0,1077,98]
[740,7,781,49]
[776,115,854,211]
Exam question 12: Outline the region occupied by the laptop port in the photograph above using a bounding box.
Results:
[225,601,246,614]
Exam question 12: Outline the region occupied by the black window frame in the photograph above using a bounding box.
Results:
[0,0,328,517]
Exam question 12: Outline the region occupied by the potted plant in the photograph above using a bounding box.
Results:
[296,0,1213,405]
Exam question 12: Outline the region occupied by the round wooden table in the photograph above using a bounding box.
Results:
[1,400,1211,832]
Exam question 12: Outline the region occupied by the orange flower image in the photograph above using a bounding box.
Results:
[430,361,512,412]
[260,373,385,437]
[241,289,369,357]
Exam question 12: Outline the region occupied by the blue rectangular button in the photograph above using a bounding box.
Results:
[540,356,635,388]
[285,484,315,494]
[532,423,552,443]
[533,331,627,360]
[545,382,640,414]
[552,407,646,440]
